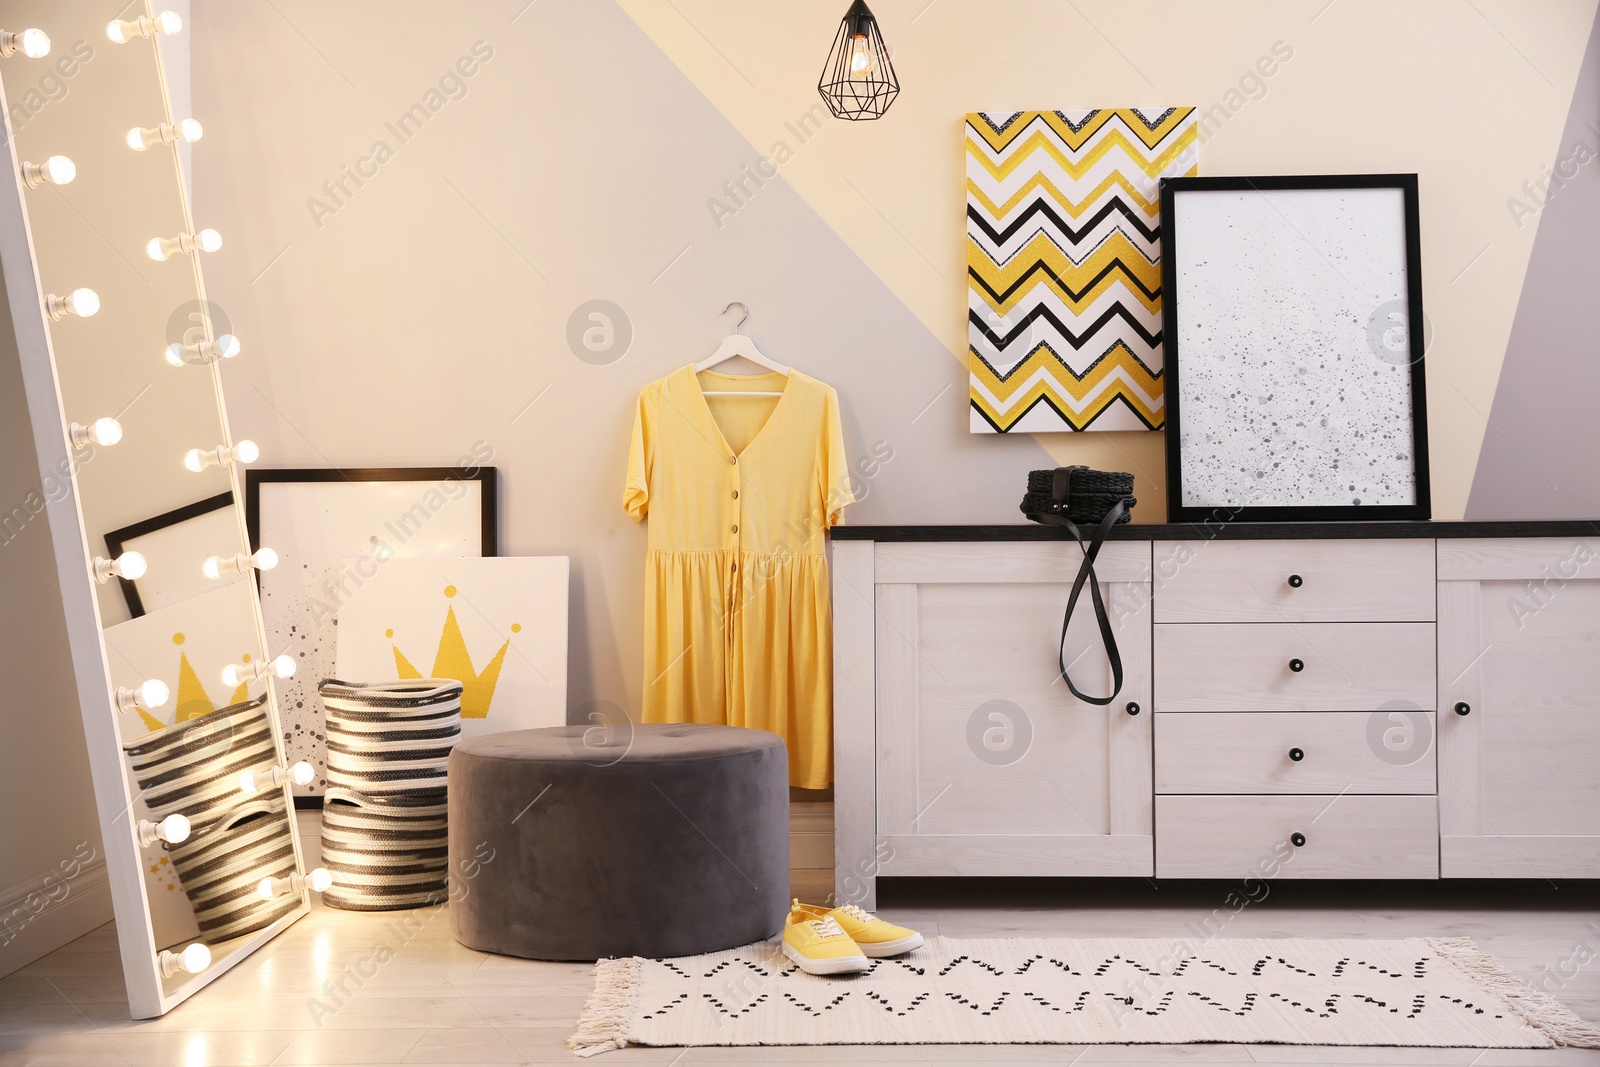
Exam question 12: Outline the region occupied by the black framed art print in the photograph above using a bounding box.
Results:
[1158,174,1431,523]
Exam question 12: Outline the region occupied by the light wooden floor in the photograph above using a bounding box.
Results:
[4,817,1598,1065]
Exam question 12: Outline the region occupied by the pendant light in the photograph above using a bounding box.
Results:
[817,0,899,121]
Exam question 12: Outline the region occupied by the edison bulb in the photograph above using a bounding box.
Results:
[235,440,260,463]
[117,551,147,581]
[88,417,122,447]
[238,768,261,794]
[309,867,333,892]
[20,28,49,57]
[289,761,314,786]
[145,237,166,261]
[271,654,296,679]
[182,448,206,473]
[138,678,170,710]
[157,10,183,35]
[64,288,99,317]
[179,118,203,142]
[201,556,224,580]
[254,547,280,571]
[196,228,222,253]
[255,876,276,900]
[848,34,872,75]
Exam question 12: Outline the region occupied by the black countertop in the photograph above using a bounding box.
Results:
[831,520,1600,542]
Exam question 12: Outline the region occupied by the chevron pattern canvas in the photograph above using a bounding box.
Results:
[968,109,1198,432]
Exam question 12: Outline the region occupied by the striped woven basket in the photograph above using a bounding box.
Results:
[122,694,301,940]
[318,679,463,911]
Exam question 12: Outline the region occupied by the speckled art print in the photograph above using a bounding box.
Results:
[245,468,495,795]
[1161,175,1430,521]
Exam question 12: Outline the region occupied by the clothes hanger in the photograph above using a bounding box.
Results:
[695,302,790,396]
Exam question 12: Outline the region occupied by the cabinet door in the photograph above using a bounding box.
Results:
[1438,538,1600,877]
[871,542,1152,879]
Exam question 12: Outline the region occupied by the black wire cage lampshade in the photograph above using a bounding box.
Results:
[817,0,899,121]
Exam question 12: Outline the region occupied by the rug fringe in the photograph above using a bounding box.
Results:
[1429,937,1600,1049]
[567,956,643,1057]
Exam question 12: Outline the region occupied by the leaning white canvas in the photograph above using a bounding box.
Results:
[334,557,569,740]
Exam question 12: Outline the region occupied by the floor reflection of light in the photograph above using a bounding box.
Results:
[184,1034,207,1067]
[313,933,331,975]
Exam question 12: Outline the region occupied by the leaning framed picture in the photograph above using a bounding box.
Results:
[104,492,240,618]
[1158,174,1431,522]
[243,466,497,796]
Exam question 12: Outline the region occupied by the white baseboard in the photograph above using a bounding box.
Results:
[0,852,113,980]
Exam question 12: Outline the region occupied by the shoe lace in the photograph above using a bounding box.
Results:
[837,904,875,924]
[810,916,849,939]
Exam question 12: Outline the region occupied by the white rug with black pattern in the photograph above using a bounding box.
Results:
[569,936,1600,1056]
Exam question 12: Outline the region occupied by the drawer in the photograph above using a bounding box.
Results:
[1153,539,1435,623]
[1155,622,1436,712]
[1156,795,1439,878]
[1155,712,1436,794]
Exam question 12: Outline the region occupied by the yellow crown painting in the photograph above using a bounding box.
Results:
[387,585,521,718]
[148,632,250,732]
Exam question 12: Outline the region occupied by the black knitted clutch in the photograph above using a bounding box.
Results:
[1020,466,1136,526]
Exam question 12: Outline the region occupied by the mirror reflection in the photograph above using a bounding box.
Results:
[0,0,306,1011]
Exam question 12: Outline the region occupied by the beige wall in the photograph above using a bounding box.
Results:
[178,0,1592,719]
[0,253,108,977]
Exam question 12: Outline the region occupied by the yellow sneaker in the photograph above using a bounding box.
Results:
[793,901,925,958]
[782,900,869,975]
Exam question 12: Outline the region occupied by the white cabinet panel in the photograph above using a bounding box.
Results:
[1155,622,1436,711]
[1154,539,1435,622]
[1156,795,1439,879]
[1155,711,1436,794]
[874,545,1152,879]
[1439,540,1600,876]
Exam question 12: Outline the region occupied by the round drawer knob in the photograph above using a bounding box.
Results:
[1125,702,1141,716]
[1289,747,1305,762]
[1290,832,1306,847]
[1454,701,1471,716]
[1289,658,1305,673]
[1287,574,1304,588]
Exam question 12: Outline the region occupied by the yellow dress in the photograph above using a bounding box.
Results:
[625,364,854,788]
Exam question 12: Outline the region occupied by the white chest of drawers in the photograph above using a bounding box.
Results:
[832,523,1600,908]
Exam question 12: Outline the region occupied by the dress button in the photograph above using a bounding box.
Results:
[731,525,739,534]
[731,562,738,572]
[729,456,737,465]
[732,490,739,499]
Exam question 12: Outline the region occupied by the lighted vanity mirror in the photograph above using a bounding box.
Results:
[0,1,310,1017]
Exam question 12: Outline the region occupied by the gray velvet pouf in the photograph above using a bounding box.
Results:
[447,723,789,961]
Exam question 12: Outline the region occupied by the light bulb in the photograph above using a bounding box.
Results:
[166,334,240,367]
[221,654,295,688]
[93,550,147,584]
[147,229,221,261]
[258,867,333,901]
[69,417,122,448]
[239,760,314,796]
[117,678,170,714]
[46,287,99,320]
[0,28,50,58]
[848,34,873,76]
[184,439,259,472]
[127,119,203,151]
[137,812,190,847]
[202,548,278,580]
[108,12,181,44]
[21,155,76,188]
[158,942,210,978]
